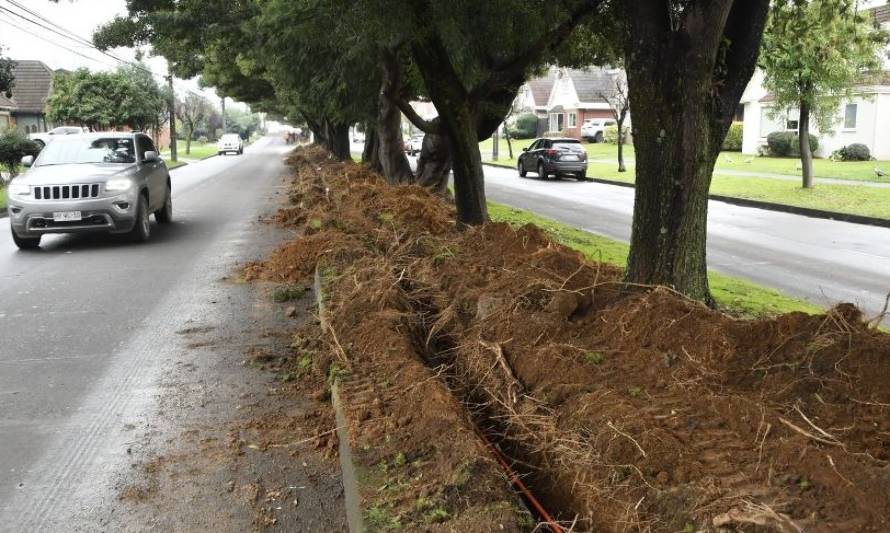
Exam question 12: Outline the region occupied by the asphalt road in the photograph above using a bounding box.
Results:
[482,163,890,317]
[0,137,294,531]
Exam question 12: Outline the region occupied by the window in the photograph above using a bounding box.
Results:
[844,103,858,129]
[136,135,157,160]
[549,113,565,132]
[785,108,799,131]
[568,113,577,128]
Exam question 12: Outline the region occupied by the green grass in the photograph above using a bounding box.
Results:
[0,187,6,211]
[161,141,220,161]
[487,201,822,319]
[479,138,890,184]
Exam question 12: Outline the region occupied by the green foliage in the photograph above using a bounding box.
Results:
[224,107,261,139]
[584,351,604,365]
[721,122,743,151]
[761,0,888,133]
[509,113,538,139]
[271,284,306,303]
[0,48,14,98]
[0,129,40,177]
[834,143,871,161]
[766,131,819,157]
[604,125,628,145]
[46,65,165,131]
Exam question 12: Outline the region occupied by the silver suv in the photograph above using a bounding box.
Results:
[6,132,173,250]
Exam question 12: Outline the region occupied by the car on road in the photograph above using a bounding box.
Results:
[28,126,87,149]
[405,134,424,156]
[580,118,616,143]
[6,132,173,249]
[517,138,588,181]
[217,133,244,155]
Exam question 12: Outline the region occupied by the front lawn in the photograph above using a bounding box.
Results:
[0,187,6,211]
[161,141,220,161]
[488,201,822,319]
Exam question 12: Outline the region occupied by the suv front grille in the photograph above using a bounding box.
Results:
[32,184,101,201]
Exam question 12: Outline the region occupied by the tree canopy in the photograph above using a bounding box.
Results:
[46,65,166,131]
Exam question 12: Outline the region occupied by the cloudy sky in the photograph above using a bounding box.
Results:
[0,0,228,106]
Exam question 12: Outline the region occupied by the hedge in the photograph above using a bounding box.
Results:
[766,131,819,157]
[722,122,743,151]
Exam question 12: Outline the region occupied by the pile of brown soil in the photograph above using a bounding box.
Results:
[256,145,890,532]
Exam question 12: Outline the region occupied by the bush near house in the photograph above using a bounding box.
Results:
[0,129,41,178]
[603,125,629,144]
[508,113,538,139]
[721,122,743,151]
[766,131,819,157]
[833,143,871,161]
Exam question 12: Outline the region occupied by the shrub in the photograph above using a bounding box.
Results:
[722,122,743,151]
[0,128,41,178]
[603,125,629,144]
[509,113,538,139]
[835,143,871,161]
[766,131,818,157]
[197,135,209,144]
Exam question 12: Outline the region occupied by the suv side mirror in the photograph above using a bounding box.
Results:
[522,147,528,152]
[21,155,34,167]
[143,151,159,163]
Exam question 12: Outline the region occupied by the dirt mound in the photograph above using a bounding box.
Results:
[259,146,890,532]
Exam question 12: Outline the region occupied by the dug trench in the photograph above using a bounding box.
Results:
[246,146,890,532]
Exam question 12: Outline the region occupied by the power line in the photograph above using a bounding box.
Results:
[0,1,211,100]
[0,13,118,68]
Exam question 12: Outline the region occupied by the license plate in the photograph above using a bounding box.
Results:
[53,211,82,222]
[562,155,579,161]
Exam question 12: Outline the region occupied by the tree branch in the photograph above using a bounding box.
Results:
[397,99,441,134]
[714,0,771,125]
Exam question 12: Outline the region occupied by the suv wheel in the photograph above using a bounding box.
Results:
[11,227,41,250]
[537,161,547,179]
[518,160,527,177]
[594,132,604,143]
[155,184,173,224]
[129,195,151,243]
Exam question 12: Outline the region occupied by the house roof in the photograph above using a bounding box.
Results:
[527,74,556,107]
[564,67,616,104]
[868,4,890,24]
[9,60,53,114]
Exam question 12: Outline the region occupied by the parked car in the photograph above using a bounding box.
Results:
[28,126,87,149]
[352,130,366,143]
[217,133,244,155]
[6,132,172,249]
[405,134,424,156]
[580,118,616,143]
[517,138,588,181]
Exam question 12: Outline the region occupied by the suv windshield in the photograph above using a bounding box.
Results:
[220,134,240,142]
[35,137,136,166]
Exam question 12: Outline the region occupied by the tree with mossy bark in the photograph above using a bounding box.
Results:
[618,1,772,305]
[760,0,888,189]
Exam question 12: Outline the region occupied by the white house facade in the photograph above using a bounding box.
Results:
[740,3,890,158]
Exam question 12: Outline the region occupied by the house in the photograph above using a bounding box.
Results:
[514,71,556,119]
[0,93,14,130]
[740,3,890,158]
[5,60,55,134]
[544,67,623,139]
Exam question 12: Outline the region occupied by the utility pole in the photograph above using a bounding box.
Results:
[166,72,178,162]
[221,97,226,134]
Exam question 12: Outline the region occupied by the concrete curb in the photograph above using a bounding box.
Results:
[482,162,890,229]
[314,265,365,533]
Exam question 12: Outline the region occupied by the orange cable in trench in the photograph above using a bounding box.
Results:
[473,427,565,533]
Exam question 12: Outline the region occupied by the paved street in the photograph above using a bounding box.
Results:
[482,164,890,317]
[0,137,297,531]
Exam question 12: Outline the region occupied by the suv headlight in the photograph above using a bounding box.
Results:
[105,178,133,192]
[8,182,31,196]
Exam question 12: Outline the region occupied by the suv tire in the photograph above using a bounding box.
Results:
[154,184,173,224]
[129,195,151,243]
[11,227,41,250]
[594,132,604,143]
[537,161,547,179]
[518,160,527,177]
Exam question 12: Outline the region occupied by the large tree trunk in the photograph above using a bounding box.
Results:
[798,100,814,189]
[327,121,351,161]
[362,125,383,173]
[415,131,452,196]
[622,1,770,304]
[438,105,487,225]
[377,51,415,184]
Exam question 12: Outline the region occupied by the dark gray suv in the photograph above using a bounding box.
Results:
[517,138,588,181]
[6,132,173,249]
